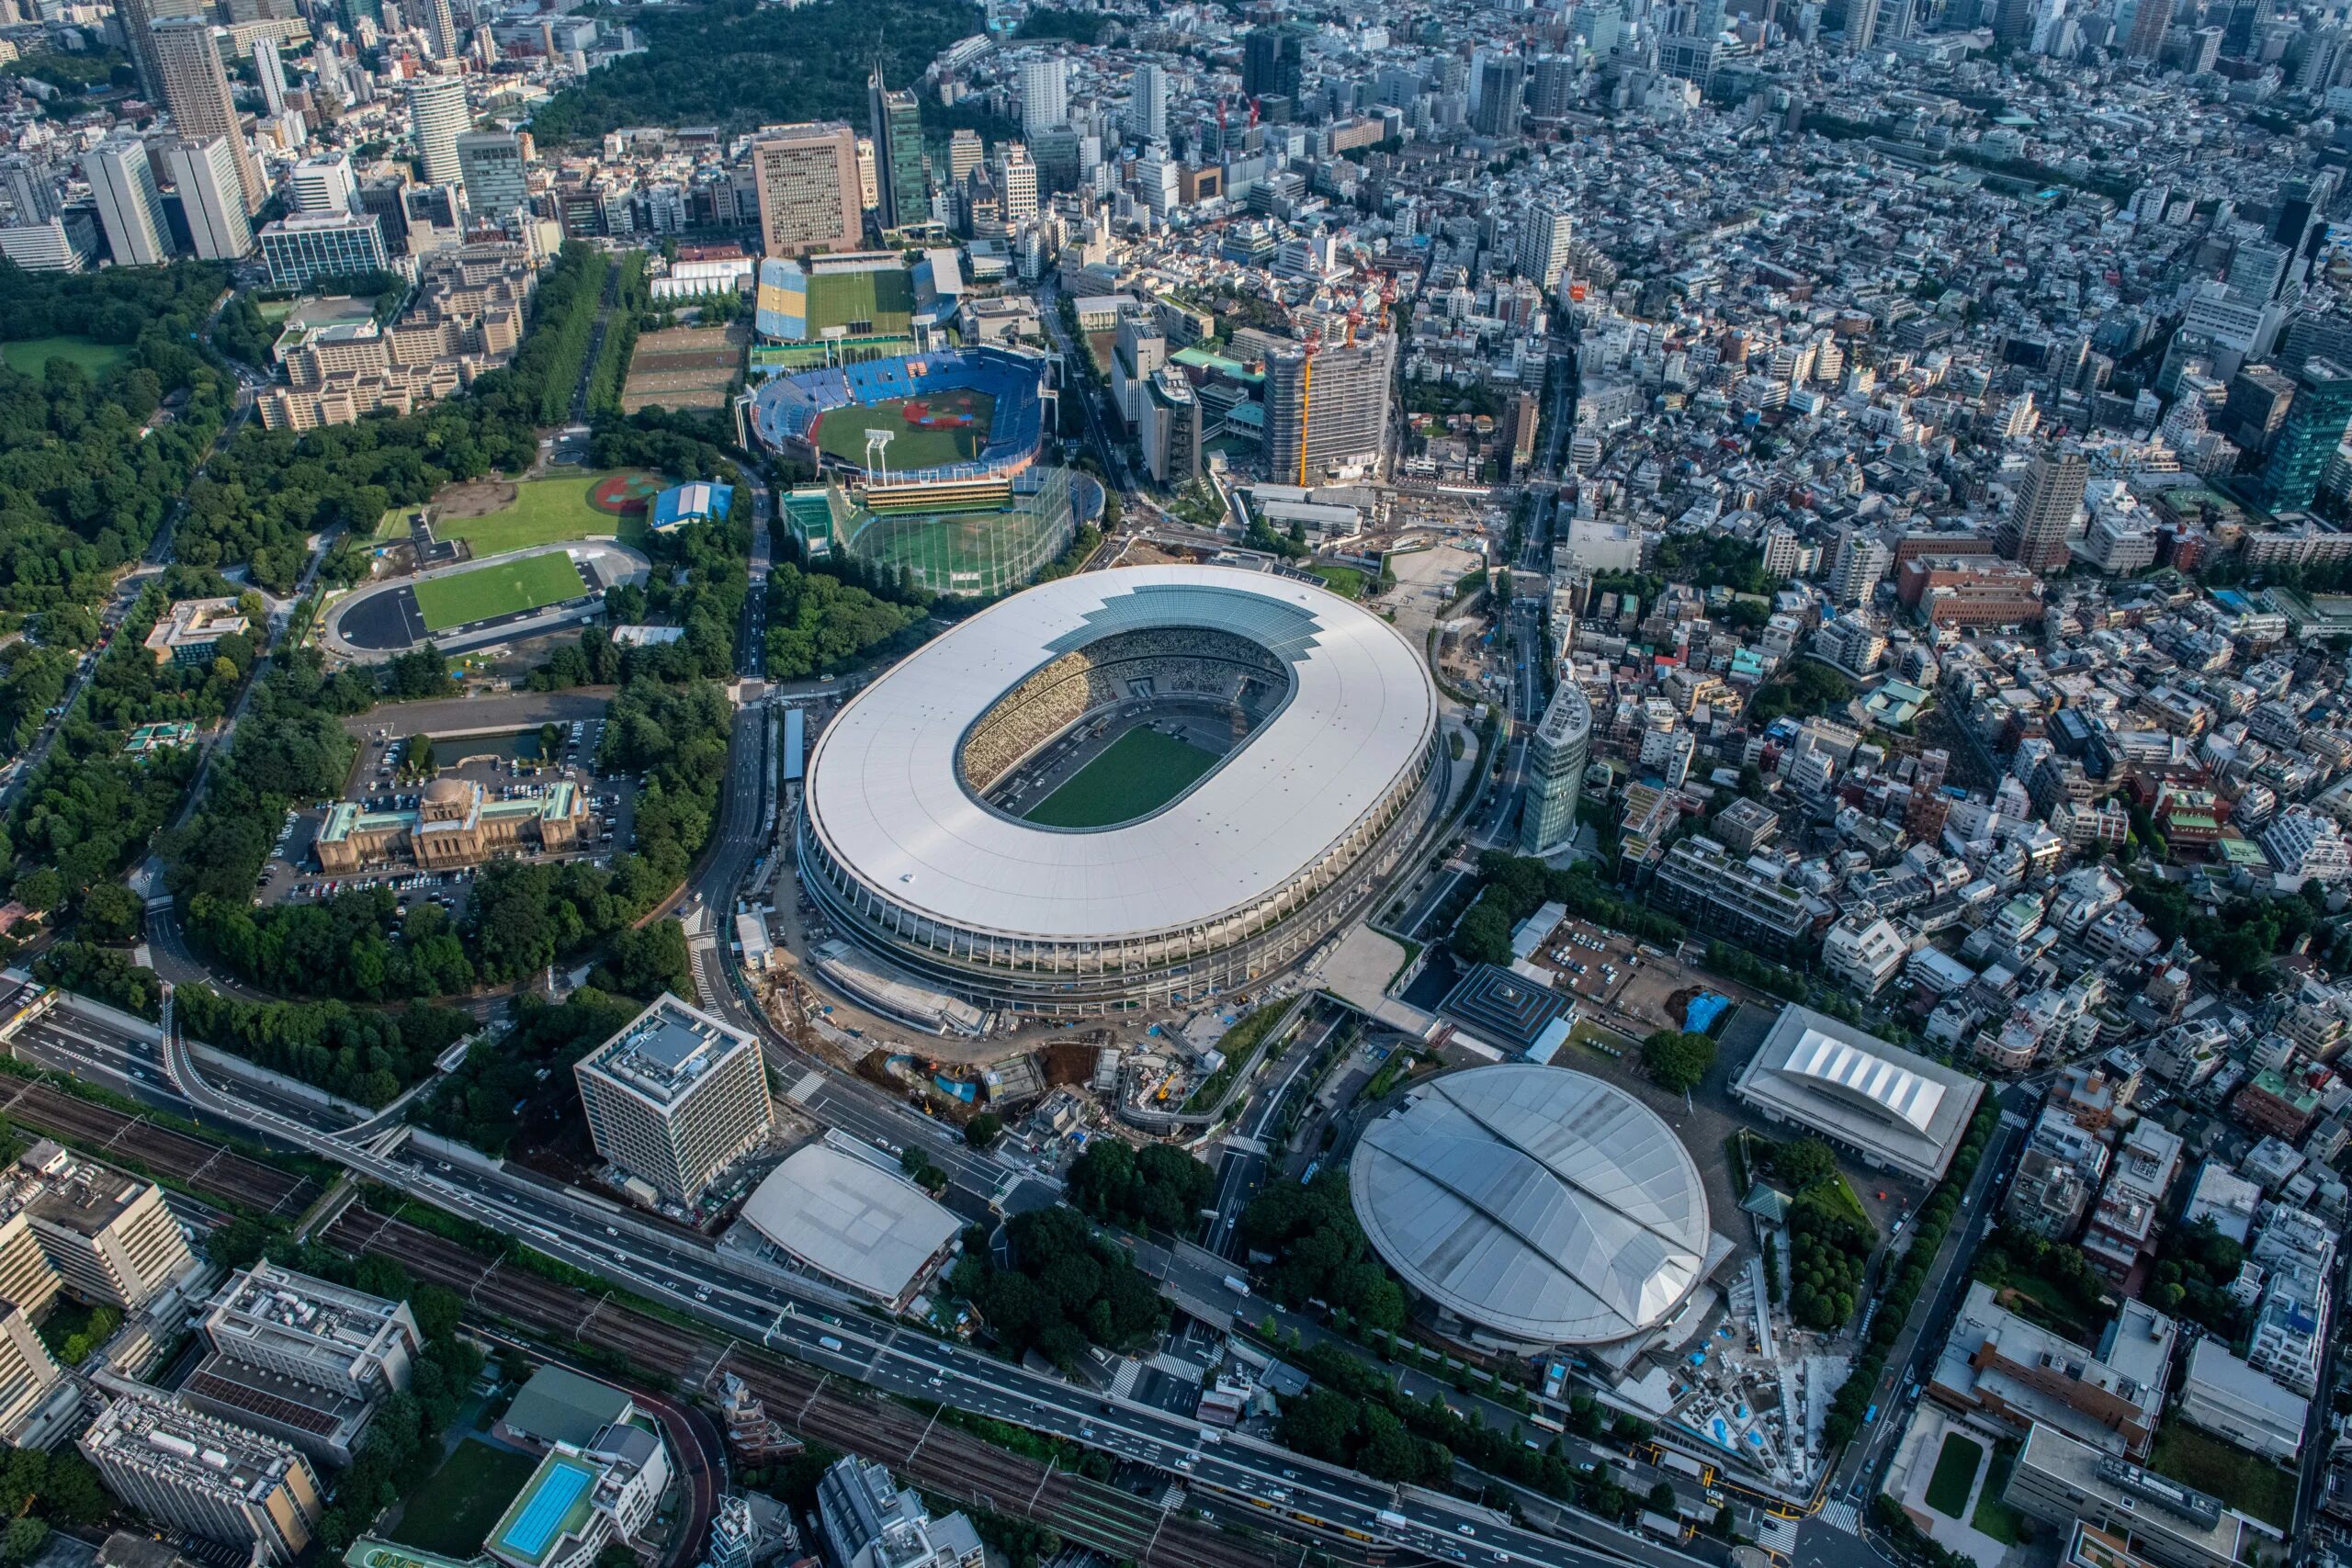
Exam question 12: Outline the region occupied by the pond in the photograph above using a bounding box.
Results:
[429,728,557,767]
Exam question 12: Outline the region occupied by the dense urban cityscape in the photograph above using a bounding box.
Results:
[0,1,2345,1568]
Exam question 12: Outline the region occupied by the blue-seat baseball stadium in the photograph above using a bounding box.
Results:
[750,347,1050,484]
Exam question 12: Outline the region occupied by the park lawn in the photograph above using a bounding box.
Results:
[1312,564,1367,599]
[1809,1172,1875,1236]
[2147,1425,2298,1529]
[1972,1441,2030,1544]
[3,335,130,378]
[413,552,587,633]
[813,392,995,472]
[390,1439,540,1557]
[1023,727,1219,829]
[1924,1431,1984,1517]
[373,474,651,551]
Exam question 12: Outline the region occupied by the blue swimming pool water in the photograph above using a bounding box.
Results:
[501,1462,592,1559]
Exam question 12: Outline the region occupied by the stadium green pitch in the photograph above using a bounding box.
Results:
[1022,728,1220,829]
[813,388,995,472]
[413,553,586,632]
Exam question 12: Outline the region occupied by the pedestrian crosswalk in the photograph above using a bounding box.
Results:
[1758,1515,1800,1554]
[1817,1499,1862,1533]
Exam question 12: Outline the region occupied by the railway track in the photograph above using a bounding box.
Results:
[0,1079,1358,1568]
[323,1206,1344,1568]
[0,1074,322,1215]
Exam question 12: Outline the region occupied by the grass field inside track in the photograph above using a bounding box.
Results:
[390,1439,539,1557]
[813,389,996,472]
[1023,727,1220,829]
[3,336,130,378]
[413,552,587,632]
[374,471,654,553]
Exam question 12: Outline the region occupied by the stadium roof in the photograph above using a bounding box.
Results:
[1350,1065,1711,1346]
[1731,1004,1984,1182]
[801,565,1436,942]
[740,1143,959,1304]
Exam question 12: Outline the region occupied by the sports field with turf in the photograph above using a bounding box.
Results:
[412,552,587,633]
[813,389,995,472]
[3,336,130,378]
[1023,728,1220,829]
[375,471,657,553]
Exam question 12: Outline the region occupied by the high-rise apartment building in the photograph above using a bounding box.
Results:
[0,1301,73,1448]
[1519,684,1592,857]
[406,76,470,186]
[21,1157,198,1311]
[869,72,928,232]
[421,0,459,59]
[169,137,255,259]
[1518,206,1571,289]
[2126,0,2174,55]
[2000,449,2089,572]
[152,18,264,212]
[1472,53,1525,137]
[288,151,356,214]
[1019,56,1069,138]
[116,0,209,101]
[251,39,287,115]
[1263,334,1396,483]
[456,130,529,217]
[574,994,775,1206]
[1829,527,1892,605]
[80,1390,324,1562]
[85,140,169,265]
[1129,63,1168,143]
[2257,357,2352,514]
[4,156,58,223]
[751,123,863,258]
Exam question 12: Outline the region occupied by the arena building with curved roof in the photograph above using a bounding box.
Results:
[796,565,1442,1017]
[1351,1064,1713,1352]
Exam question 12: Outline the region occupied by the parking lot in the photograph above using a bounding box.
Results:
[255,714,640,910]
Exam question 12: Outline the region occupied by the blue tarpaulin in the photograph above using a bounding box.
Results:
[1685,992,1732,1033]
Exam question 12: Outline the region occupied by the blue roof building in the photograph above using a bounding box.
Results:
[650,481,734,532]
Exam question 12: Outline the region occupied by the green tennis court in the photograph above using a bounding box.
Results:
[413,553,586,632]
[1023,727,1220,829]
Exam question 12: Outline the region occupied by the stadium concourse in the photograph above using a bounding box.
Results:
[322,541,651,662]
[748,347,1048,483]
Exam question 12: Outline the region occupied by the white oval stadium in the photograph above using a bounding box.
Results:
[797,564,1441,1015]
[1351,1064,1711,1350]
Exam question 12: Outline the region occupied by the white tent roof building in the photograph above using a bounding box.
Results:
[1350,1065,1712,1351]
[739,1142,961,1310]
[1732,1004,1985,1182]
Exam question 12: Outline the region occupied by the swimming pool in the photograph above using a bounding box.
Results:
[499,1460,593,1560]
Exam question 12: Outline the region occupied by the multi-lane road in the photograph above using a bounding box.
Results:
[87,972,1707,1568]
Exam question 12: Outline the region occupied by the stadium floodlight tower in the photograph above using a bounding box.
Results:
[864,428,895,487]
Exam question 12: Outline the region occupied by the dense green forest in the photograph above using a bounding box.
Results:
[526,0,983,143]
[0,263,233,625]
